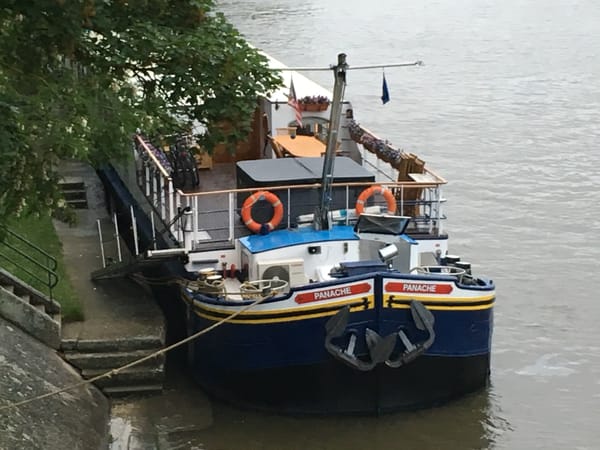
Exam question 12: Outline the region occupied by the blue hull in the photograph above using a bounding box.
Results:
[186,278,493,413]
[188,350,490,415]
[188,301,493,370]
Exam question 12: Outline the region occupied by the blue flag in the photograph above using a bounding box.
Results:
[381,73,390,104]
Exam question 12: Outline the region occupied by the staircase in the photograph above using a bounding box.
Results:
[61,333,166,396]
[59,177,88,209]
[0,268,62,349]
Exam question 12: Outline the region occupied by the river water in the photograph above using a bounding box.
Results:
[110,1,600,448]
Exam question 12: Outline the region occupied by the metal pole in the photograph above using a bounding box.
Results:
[400,185,404,216]
[192,196,198,250]
[437,186,443,236]
[96,219,106,268]
[228,192,235,243]
[160,176,166,221]
[130,205,139,256]
[150,211,157,250]
[168,179,175,232]
[145,166,150,197]
[276,60,423,72]
[113,212,122,262]
[314,53,348,230]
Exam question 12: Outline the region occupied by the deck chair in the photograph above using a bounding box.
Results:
[270,138,285,158]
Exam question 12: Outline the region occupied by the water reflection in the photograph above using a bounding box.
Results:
[199,393,499,450]
[110,363,509,450]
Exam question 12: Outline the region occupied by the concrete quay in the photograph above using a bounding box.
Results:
[0,317,109,450]
[1,161,167,449]
[55,160,166,394]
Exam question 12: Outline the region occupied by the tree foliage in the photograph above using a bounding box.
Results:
[0,0,281,224]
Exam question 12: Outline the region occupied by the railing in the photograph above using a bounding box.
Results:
[133,134,448,255]
[0,226,59,299]
[134,135,179,242]
[177,179,447,252]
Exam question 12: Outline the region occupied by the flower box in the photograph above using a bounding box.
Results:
[301,103,322,112]
[299,95,330,112]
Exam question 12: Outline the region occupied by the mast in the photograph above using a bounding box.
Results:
[272,53,422,230]
[313,53,348,230]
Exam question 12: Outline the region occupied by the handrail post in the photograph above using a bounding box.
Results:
[113,212,122,262]
[345,185,349,225]
[150,211,157,250]
[168,179,175,235]
[400,185,404,216]
[287,188,291,228]
[192,196,198,250]
[130,205,139,256]
[228,192,235,243]
[97,219,106,268]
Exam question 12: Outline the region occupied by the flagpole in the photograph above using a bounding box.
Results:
[274,61,423,72]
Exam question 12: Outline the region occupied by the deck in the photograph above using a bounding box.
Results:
[132,135,448,256]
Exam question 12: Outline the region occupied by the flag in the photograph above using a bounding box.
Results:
[381,73,390,104]
[287,76,303,127]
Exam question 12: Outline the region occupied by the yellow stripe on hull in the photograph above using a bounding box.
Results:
[386,303,494,312]
[189,295,375,324]
[384,294,495,311]
[385,293,495,302]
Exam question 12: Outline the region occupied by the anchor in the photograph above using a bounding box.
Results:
[385,300,436,368]
[325,306,396,371]
[324,301,435,371]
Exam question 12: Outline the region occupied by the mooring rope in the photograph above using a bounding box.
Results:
[0,292,269,412]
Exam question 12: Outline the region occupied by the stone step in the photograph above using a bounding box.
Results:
[82,367,165,388]
[102,384,164,397]
[5,287,53,318]
[1,284,14,294]
[63,348,165,371]
[62,189,88,201]
[59,178,85,191]
[61,335,165,352]
[66,198,89,209]
[0,276,61,349]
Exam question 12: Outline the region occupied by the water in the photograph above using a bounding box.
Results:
[110,1,600,448]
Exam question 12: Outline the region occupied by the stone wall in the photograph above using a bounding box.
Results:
[0,317,109,450]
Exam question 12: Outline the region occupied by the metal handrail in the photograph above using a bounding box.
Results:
[0,226,59,298]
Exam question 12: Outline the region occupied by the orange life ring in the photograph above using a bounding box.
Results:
[355,185,397,215]
[241,190,283,234]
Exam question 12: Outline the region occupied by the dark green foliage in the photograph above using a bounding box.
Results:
[0,0,282,225]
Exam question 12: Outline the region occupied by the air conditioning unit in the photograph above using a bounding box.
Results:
[256,258,306,288]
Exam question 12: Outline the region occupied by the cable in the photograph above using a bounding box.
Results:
[0,292,269,412]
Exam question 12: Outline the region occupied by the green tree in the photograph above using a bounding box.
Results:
[0,0,281,224]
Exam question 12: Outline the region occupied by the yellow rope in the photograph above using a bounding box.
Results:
[0,293,268,412]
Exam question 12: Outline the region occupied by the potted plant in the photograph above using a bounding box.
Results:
[299,95,330,112]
